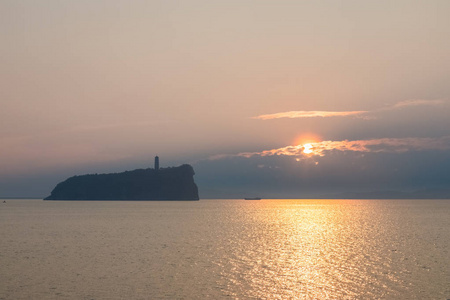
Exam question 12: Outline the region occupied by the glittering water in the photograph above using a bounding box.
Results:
[0,199,449,299]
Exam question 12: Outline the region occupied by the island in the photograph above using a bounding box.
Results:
[44,158,199,200]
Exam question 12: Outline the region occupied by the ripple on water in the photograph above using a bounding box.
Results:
[0,199,449,299]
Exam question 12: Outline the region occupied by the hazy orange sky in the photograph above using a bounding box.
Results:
[2,1,450,197]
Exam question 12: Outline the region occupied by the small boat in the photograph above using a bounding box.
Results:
[244,197,261,200]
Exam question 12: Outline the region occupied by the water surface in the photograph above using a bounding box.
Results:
[1,199,449,299]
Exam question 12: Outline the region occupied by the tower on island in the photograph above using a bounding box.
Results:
[154,156,159,170]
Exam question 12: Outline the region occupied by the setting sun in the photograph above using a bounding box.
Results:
[303,144,313,154]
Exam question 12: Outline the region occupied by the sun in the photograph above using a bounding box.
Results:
[293,133,321,156]
[303,143,313,154]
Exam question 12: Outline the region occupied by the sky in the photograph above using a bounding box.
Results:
[1,0,450,198]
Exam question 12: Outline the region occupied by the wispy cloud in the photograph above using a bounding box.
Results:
[253,99,447,120]
[233,136,450,158]
[254,110,368,120]
[392,99,445,109]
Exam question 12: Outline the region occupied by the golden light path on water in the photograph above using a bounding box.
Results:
[216,200,366,298]
[211,200,449,299]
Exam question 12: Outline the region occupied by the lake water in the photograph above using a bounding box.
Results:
[0,199,449,299]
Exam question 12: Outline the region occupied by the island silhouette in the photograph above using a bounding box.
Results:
[44,157,199,200]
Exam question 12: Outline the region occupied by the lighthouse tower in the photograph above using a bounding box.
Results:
[154,156,159,170]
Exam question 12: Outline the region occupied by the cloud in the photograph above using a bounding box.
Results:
[253,110,368,120]
[253,99,447,120]
[391,99,445,109]
[234,136,450,158]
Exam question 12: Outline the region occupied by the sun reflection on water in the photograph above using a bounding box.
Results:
[217,200,406,299]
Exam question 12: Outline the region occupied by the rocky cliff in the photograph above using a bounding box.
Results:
[44,164,199,200]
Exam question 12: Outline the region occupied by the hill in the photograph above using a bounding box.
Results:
[44,164,199,200]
